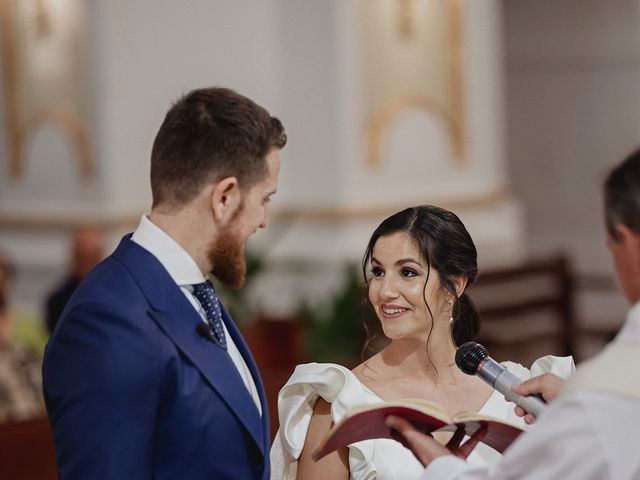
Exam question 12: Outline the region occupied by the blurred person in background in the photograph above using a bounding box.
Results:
[44,226,105,334]
[0,250,44,422]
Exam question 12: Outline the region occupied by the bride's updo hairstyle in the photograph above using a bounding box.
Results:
[361,205,480,347]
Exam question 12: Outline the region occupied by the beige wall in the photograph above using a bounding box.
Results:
[1,0,637,341]
[503,0,640,348]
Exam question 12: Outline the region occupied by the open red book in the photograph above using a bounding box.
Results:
[312,399,524,461]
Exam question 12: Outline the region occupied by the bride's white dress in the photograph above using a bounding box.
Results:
[270,356,574,480]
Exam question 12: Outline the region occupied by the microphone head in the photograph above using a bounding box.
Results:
[455,342,489,376]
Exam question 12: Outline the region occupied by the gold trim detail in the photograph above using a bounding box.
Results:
[0,211,142,231]
[0,0,20,176]
[448,0,465,159]
[0,0,94,178]
[28,110,95,177]
[365,0,466,168]
[271,185,514,222]
[0,185,515,230]
[365,94,463,168]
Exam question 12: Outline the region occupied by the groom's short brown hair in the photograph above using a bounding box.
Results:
[150,87,286,209]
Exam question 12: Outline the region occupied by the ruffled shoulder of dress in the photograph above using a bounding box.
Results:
[477,355,577,431]
[501,354,576,380]
[273,362,377,477]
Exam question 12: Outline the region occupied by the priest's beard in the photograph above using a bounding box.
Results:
[208,204,247,289]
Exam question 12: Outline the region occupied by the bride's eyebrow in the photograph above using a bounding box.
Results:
[371,257,423,267]
[395,258,422,267]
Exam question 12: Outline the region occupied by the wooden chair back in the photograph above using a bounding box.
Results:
[468,255,576,365]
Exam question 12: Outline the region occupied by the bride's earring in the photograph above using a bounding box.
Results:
[447,297,454,325]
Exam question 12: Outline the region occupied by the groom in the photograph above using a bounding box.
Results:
[43,87,286,479]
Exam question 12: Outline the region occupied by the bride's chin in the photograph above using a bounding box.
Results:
[384,329,415,341]
[385,328,430,344]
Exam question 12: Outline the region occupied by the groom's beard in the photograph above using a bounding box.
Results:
[208,204,247,289]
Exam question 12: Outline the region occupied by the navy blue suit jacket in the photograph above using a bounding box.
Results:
[43,236,270,479]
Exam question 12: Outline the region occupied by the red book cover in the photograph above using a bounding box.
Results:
[312,401,524,460]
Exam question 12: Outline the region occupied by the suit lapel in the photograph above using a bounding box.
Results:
[112,236,265,457]
[218,302,271,450]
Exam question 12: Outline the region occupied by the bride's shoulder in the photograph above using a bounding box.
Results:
[277,362,376,424]
[501,355,576,380]
[287,361,354,381]
[280,362,366,398]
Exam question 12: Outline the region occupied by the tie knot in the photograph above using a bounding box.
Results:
[192,280,214,298]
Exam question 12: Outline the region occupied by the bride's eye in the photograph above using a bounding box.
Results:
[370,266,384,277]
[400,268,418,278]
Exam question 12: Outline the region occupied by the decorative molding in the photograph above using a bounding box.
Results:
[364,0,466,167]
[365,95,462,170]
[0,0,94,178]
[0,185,516,230]
[0,0,20,176]
[448,0,465,159]
[272,185,515,221]
[27,109,95,177]
[0,211,142,231]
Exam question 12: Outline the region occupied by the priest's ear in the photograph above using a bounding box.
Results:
[210,176,241,223]
[611,223,640,253]
[608,223,640,303]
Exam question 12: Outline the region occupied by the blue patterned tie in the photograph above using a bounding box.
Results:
[192,280,227,350]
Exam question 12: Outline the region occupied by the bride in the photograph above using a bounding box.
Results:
[270,205,574,480]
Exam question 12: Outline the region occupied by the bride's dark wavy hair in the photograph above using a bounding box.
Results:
[361,205,480,358]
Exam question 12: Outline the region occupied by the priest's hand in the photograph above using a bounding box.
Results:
[385,416,487,467]
[512,373,565,424]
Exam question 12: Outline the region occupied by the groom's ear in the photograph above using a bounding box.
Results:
[210,177,241,223]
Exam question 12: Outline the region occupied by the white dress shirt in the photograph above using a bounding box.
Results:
[131,214,262,415]
[421,302,640,480]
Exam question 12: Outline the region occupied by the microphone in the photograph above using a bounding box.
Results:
[196,322,215,342]
[456,341,546,418]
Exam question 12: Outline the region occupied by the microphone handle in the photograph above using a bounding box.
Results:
[476,358,547,418]
[494,370,547,418]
